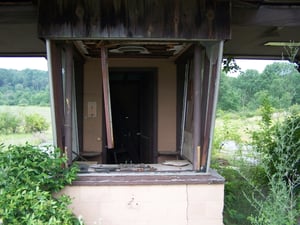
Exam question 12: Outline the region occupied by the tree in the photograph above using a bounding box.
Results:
[0,68,50,106]
[218,72,240,111]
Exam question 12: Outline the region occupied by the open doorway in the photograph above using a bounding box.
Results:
[106,69,157,164]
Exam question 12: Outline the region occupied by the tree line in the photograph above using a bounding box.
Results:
[0,68,49,106]
[218,62,300,112]
[0,62,299,111]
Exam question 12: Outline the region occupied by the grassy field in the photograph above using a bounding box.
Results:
[0,105,270,150]
[0,105,53,146]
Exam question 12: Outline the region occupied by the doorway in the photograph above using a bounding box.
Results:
[106,69,157,164]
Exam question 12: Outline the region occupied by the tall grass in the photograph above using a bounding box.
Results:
[213,106,300,225]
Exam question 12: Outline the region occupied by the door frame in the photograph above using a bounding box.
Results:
[102,67,158,164]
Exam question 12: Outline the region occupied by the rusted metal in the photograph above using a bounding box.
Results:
[38,0,230,40]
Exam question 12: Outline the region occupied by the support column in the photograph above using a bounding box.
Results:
[64,44,74,165]
[101,47,114,149]
[46,40,64,151]
[200,41,224,172]
[205,41,224,171]
[193,44,202,171]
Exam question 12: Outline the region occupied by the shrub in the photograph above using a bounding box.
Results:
[248,104,300,224]
[0,144,82,225]
[0,112,21,134]
[24,113,49,133]
[221,167,254,225]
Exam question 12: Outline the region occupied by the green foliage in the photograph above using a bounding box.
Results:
[248,178,298,225]
[221,167,254,225]
[212,112,242,154]
[222,57,241,74]
[0,111,49,135]
[0,144,82,225]
[0,112,21,134]
[24,113,49,133]
[0,69,49,106]
[213,103,300,224]
[248,105,300,225]
[218,73,240,111]
[259,96,273,127]
[218,62,300,112]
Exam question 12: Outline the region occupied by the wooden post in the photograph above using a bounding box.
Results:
[206,41,224,171]
[101,47,114,149]
[193,44,202,171]
[200,41,224,172]
[64,44,74,165]
[46,40,64,151]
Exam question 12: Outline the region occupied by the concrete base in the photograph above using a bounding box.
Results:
[59,171,224,225]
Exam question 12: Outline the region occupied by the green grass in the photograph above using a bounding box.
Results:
[0,105,53,146]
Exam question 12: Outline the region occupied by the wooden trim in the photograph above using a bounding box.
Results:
[72,170,225,186]
[101,47,114,149]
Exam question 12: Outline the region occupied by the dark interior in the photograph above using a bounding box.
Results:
[106,70,157,164]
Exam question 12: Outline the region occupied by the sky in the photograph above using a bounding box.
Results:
[0,57,287,74]
[0,57,48,71]
[235,59,286,73]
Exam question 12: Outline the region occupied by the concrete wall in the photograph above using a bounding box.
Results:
[82,58,177,157]
[61,183,224,225]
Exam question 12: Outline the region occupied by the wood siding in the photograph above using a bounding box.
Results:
[38,0,230,40]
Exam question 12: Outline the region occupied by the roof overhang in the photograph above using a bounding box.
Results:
[0,0,299,61]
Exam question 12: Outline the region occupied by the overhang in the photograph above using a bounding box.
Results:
[0,0,299,60]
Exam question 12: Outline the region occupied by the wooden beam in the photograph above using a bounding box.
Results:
[46,40,64,151]
[192,44,202,171]
[64,44,74,165]
[200,41,224,172]
[38,0,230,40]
[206,41,223,171]
[199,53,211,172]
[101,47,114,149]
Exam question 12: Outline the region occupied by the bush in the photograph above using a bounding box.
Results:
[0,112,21,134]
[24,113,49,133]
[248,105,300,224]
[0,144,82,225]
[221,167,254,225]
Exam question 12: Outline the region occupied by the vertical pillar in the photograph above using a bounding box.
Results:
[205,41,224,171]
[199,52,211,172]
[200,41,224,172]
[193,44,202,171]
[64,44,74,165]
[101,47,114,149]
[46,40,64,151]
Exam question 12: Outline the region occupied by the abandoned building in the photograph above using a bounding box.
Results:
[1,0,300,224]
